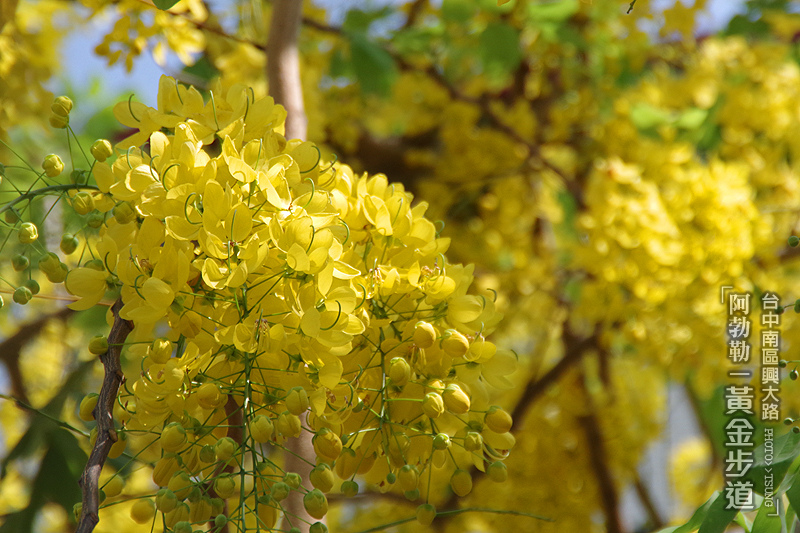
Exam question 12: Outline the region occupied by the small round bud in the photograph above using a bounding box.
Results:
[443,384,470,414]
[310,464,335,492]
[422,392,445,419]
[450,469,473,496]
[791,370,798,381]
[60,233,80,254]
[303,489,329,519]
[167,471,193,500]
[389,357,411,386]
[199,444,216,464]
[413,321,437,348]
[386,472,397,484]
[485,406,513,433]
[4,210,18,223]
[793,426,800,434]
[71,192,94,215]
[433,433,451,450]
[130,498,156,524]
[88,335,109,355]
[404,488,420,501]
[214,475,236,499]
[173,522,192,533]
[214,514,227,529]
[285,387,309,415]
[18,222,38,244]
[270,482,290,502]
[160,422,187,453]
[789,236,800,247]
[341,480,359,498]
[104,475,124,498]
[784,418,794,426]
[780,360,788,368]
[86,211,105,228]
[313,427,342,461]
[49,113,69,129]
[108,432,127,458]
[309,523,328,533]
[113,201,136,224]
[441,329,470,357]
[250,414,274,443]
[215,437,237,462]
[487,461,508,482]
[79,393,99,421]
[42,154,64,177]
[464,431,483,452]
[155,488,178,513]
[70,170,88,185]
[51,96,73,116]
[795,300,800,314]
[277,411,302,438]
[416,503,436,526]
[150,337,172,364]
[23,279,39,296]
[91,139,114,162]
[284,472,302,489]
[12,254,29,272]
[398,464,419,492]
[13,286,32,305]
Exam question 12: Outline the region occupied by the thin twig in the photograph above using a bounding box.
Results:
[578,371,624,533]
[0,306,73,405]
[76,299,132,533]
[633,475,664,529]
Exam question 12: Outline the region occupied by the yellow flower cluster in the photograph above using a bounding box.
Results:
[63,76,513,527]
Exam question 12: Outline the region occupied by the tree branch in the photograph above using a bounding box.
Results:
[268,0,306,141]
[77,299,132,533]
[0,306,73,405]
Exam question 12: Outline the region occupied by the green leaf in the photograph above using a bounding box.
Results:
[630,102,673,130]
[478,22,522,83]
[656,491,737,533]
[750,494,782,533]
[746,431,800,495]
[348,34,398,96]
[342,7,393,35]
[442,0,477,22]
[527,0,579,22]
[152,0,180,10]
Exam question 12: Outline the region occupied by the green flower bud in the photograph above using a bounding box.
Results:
[309,464,335,492]
[91,139,114,162]
[464,431,483,452]
[213,475,236,499]
[70,170,88,185]
[4,210,19,223]
[71,192,94,215]
[215,437,237,462]
[79,393,98,421]
[113,201,136,224]
[42,154,64,177]
[276,411,302,438]
[433,433,451,450]
[443,384,470,414]
[214,514,227,529]
[88,335,109,355]
[312,427,342,461]
[13,286,32,305]
[285,386,309,415]
[310,523,328,533]
[160,422,187,452]
[422,392,445,419]
[23,279,39,296]
[270,482,290,502]
[49,113,69,129]
[38,252,60,276]
[303,489,328,519]
[86,211,105,228]
[173,521,192,533]
[45,262,68,284]
[404,488,420,501]
[389,357,411,386]
[487,461,508,482]
[284,472,302,489]
[413,321,437,348]
[60,233,80,254]
[450,469,473,496]
[416,503,436,526]
[485,406,513,433]
[130,498,155,524]
[385,472,396,484]
[51,96,73,116]
[441,329,470,357]
[12,254,29,272]
[18,222,38,244]
[250,414,274,443]
[199,444,216,464]
[398,465,419,492]
[341,480,359,498]
[789,235,800,247]
[155,488,178,513]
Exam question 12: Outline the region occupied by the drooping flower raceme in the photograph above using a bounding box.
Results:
[64,76,515,528]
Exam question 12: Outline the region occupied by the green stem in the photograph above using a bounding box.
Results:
[0,184,99,216]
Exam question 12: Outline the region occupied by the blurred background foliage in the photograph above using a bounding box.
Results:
[4,0,800,532]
